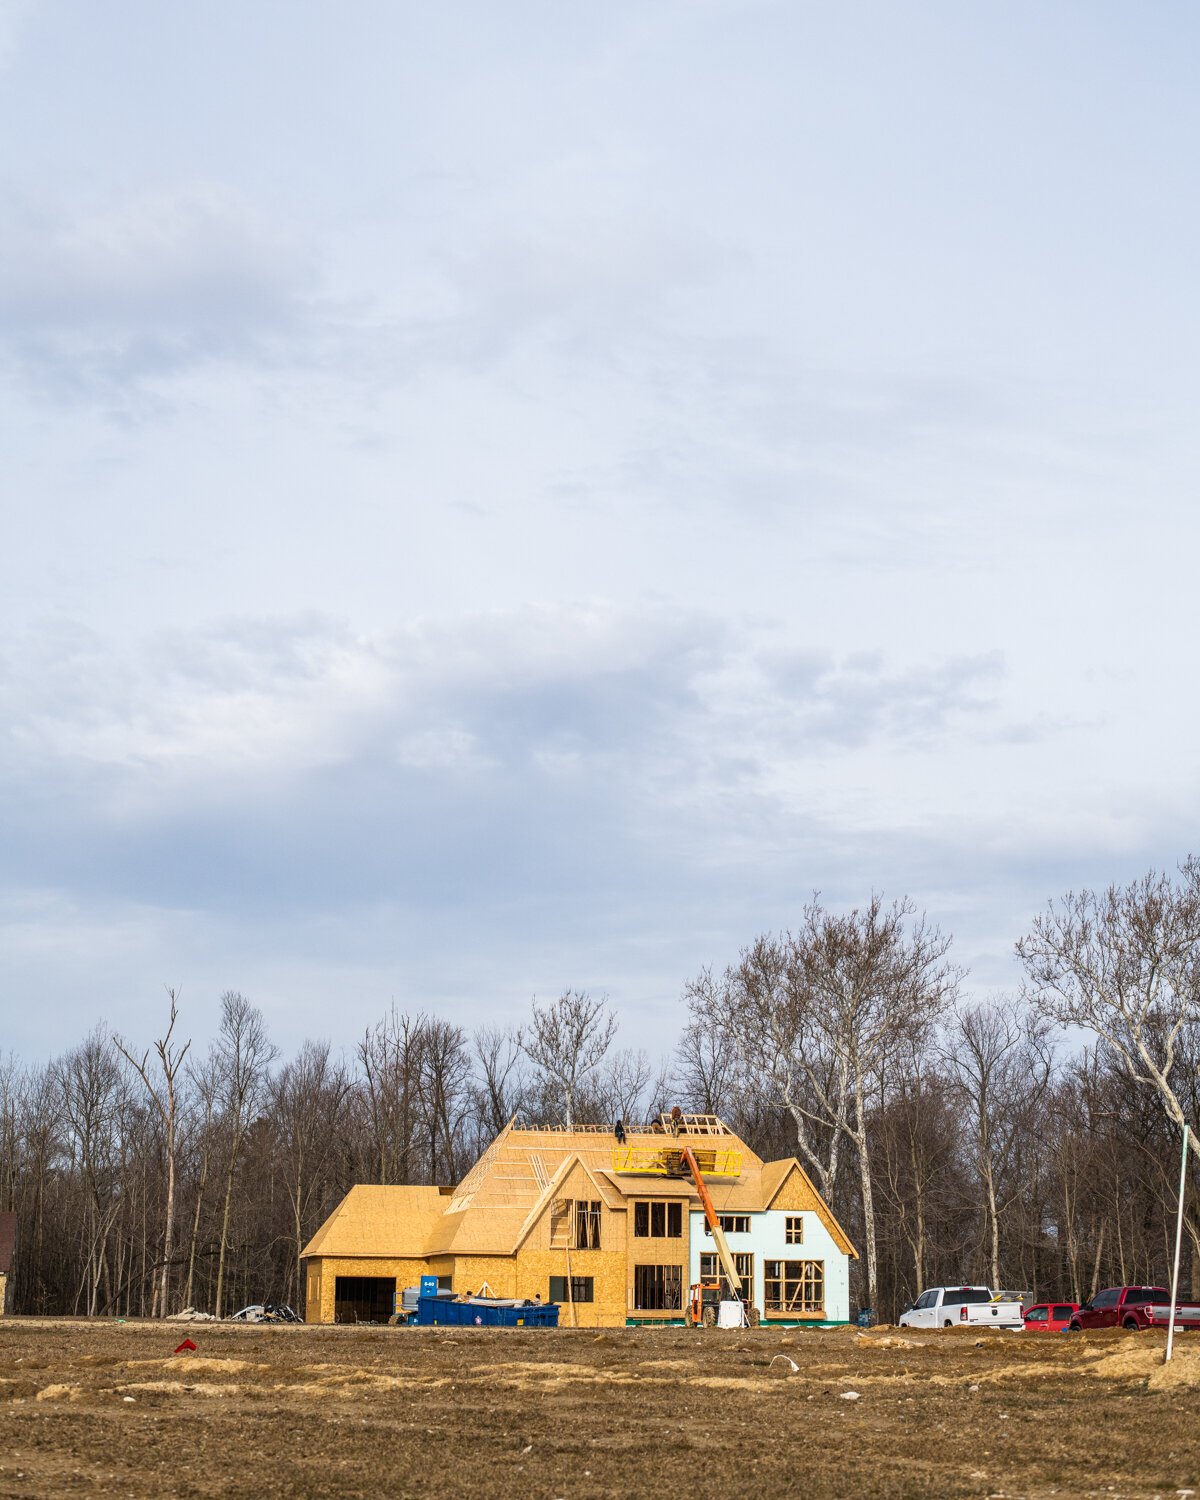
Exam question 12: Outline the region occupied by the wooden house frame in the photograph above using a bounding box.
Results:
[301,1117,856,1327]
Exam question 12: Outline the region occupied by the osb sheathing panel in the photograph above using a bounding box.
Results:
[451,1257,516,1298]
[515,1247,628,1327]
[0,1272,6,1316]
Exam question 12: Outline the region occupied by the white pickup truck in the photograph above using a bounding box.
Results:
[898,1285,1024,1330]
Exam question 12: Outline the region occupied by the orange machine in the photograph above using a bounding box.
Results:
[678,1141,759,1328]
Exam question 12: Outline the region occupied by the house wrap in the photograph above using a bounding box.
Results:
[301,1115,857,1327]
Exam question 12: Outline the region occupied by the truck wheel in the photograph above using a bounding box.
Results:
[748,1307,761,1328]
[685,1307,695,1328]
[943,1320,953,1328]
[701,1306,717,1328]
[1067,1321,1081,1332]
[1122,1318,1141,1331]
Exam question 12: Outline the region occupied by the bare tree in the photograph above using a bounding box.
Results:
[271,1040,353,1304]
[587,1047,658,1125]
[676,968,740,1116]
[726,898,959,1310]
[518,990,617,1129]
[942,996,1054,1289]
[357,1008,428,1183]
[212,991,277,1318]
[114,989,191,1317]
[725,933,848,1199]
[181,1051,221,1312]
[54,1030,129,1315]
[1017,861,1200,1132]
[473,1025,527,1137]
[794,895,959,1311]
[415,1020,472,1182]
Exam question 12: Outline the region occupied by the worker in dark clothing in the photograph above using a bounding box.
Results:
[614,1119,627,1145]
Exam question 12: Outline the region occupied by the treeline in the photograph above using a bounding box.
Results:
[2,862,1199,1322]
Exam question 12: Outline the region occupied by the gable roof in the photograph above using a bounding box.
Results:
[760,1158,858,1258]
[301,1185,446,1260]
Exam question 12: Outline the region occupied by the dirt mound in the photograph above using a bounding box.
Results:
[1088,1343,1200,1389]
[131,1356,267,1375]
[118,1380,243,1398]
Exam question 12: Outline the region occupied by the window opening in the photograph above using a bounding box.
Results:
[573,1200,602,1249]
[764,1260,824,1315]
[634,1200,682,1237]
[549,1276,594,1303]
[633,1264,682,1310]
[700,1251,754,1304]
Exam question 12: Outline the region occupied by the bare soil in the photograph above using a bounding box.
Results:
[1,1318,1198,1498]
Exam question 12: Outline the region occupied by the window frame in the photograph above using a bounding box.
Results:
[699,1251,754,1304]
[764,1259,825,1317]
[634,1200,683,1238]
[549,1275,595,1304]
[573,1199,602,1250]
[785,1215,804,1245]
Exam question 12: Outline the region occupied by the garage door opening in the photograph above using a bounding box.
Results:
[334,1276,395,1323]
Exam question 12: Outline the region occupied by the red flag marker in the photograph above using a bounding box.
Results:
[173,1339,197,1354]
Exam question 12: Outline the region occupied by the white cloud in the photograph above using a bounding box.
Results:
[0,185,317,398]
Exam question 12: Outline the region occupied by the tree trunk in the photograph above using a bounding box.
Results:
[983,1154,1000,1290]
[160,1122,177,1317]
[184,1149,208,1312]
[215,1157,237,1319]
[853,1085,877,1311]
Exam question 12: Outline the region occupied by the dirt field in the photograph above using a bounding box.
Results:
[1,1319,1198,1499]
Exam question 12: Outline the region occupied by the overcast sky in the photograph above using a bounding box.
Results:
[3,0,1198,1061]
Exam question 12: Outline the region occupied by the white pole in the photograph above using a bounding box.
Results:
[1165,1124,1189,1364]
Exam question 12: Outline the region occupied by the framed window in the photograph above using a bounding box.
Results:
[573,1200,602,1250]
[633,1264,682,1310]
[764,1260,824,1316]
[785,1216,804,1245]
[700,1252,754,1304]
[549,1276,594,1303]
[703,1214,750,1235]
[634,1201,682,1238]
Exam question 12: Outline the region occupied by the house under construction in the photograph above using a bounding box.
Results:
[300,1115,857,1327]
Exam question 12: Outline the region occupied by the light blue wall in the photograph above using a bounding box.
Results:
[688,1210,851,1324]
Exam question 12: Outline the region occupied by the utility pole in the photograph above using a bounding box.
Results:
[1165,1124,1190,1364]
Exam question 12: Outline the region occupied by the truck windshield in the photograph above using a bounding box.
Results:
[1124,1288,1168,1303]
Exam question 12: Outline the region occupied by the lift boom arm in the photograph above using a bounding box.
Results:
[679,1142,743,1298]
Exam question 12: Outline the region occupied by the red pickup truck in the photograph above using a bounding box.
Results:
[1068,1286,1200,1332]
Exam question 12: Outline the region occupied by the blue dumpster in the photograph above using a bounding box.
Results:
[415,1295,559,1327]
